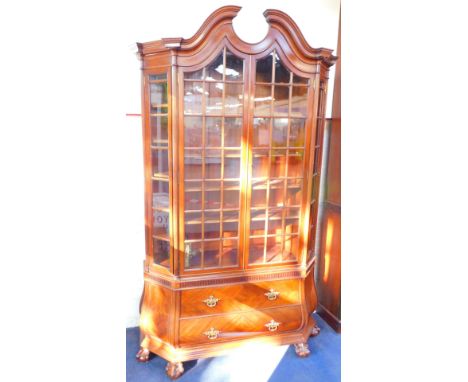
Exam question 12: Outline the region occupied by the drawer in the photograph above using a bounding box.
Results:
[180,279,300,318]
[179,305,303,345]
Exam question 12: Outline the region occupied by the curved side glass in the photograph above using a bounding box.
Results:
[149,73,170,269]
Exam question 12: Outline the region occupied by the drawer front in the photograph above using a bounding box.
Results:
[180,279,300,317]
[179,305,303,345]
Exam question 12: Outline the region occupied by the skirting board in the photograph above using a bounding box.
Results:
[317,304,341,333]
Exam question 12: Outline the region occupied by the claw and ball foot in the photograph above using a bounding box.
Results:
[294,343,311,357]
[166,362,184,380]
[136,348,150,362]
[311,324,321,336]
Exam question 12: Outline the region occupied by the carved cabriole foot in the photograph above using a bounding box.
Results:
[294,343,311,357]
[311,324,321,336]
[166,362,184,380]
[136,335,151,362]
[136,347,150,362]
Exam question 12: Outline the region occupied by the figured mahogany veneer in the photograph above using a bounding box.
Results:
[179,305,303,345]
[135,6,336,379]
[180,279,300,317]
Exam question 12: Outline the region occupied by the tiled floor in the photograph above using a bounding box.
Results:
[126,313,340,382]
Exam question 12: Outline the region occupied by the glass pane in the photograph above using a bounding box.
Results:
[268,208,282,220]
[268,215,282,236]
[224,118,242,147]
[185,211,202,224]
[184,242,202,269]
[184,82,203,115]
[270,150,286,178]
[152,149,168,176]
[283,236,299,261]
[205,155,221,179]
[286,207,300,218]
[205,188,221,210]
[222,239,238,266]
[250,209,266,236]
[223,210,239,221]
[287,151,304,178]
[250,219,265,237]
[204,222,220,239]
[184,151,202,180]
[206,82,223,115]
[249,237,265,264]
[293,74,308,84]
[150,73,167,81]
[253,118,270,147]
[153,238,170,268]
[252,150,269,178]
[184,69,204,80]
[272,118,288,147]
[224,155,240,179]
[269,181,285,207]
[151,116,168,147]
[223,221,238,239]
[284,217,299,235]
[291,86,308,117]
[152,180,169,209]
[273,85,289,116]
[223,189,239,209]
[153,209,169,238]
[185,190,201,211]
[184,117,202,147]
[274,54,291,84]
[185,214,202,241]
[204,210,220,223]
[150,83,167,109]
[205,52,224,81]
[289,119,305,147]
[225,83,243,115]
[256,54,273,83]
[225,51,243,81]
[286,180,302,206]
[204,240,221,267]
[266,236,282,263]
[254,85,272,116]
[205,180,220,191]
[251,180,267,207]
[205,117,222,147]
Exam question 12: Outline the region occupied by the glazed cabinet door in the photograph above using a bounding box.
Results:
[246,50,312,266]
[178,46,317,273]
[180,47,247,272]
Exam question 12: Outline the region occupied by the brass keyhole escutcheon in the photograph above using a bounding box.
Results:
[264,289,280,301]
[203,295,220,308]
[265,320,280,332]
[204,327,220,340]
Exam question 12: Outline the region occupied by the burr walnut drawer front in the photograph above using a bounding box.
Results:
[180,279,300,318]
[179,305,303,345]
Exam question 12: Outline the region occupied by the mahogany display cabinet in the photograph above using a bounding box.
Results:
[134,6,336,379]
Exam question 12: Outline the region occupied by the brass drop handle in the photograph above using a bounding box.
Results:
[204,327,220,340]
[265,320,280,332]
[264,289,280,301]
[203,295,220,308]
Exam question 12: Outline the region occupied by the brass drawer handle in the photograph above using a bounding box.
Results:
[203,295,220,308]
[264,289,280,301]
[204,327,220,340]
[265,320,280,332]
